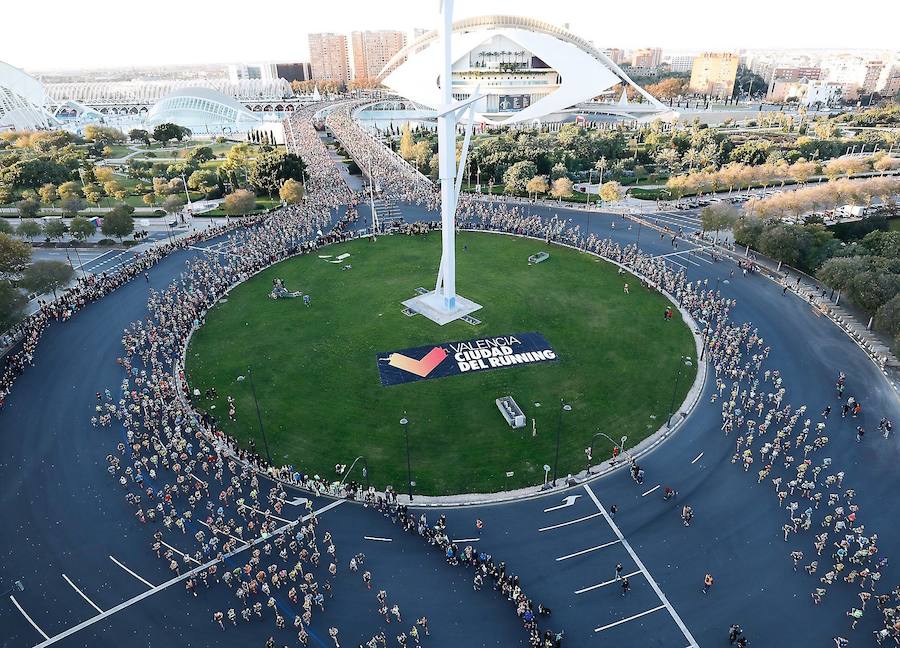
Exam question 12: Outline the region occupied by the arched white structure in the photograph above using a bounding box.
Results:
[146,87,262,130]
[379,15,667,125]
[0,61,53,130]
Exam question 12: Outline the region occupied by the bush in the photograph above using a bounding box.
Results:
[153,209,166,216]
[97,238,116,246]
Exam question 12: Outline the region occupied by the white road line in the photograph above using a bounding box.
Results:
[583,484,699,647]
[689,252,714,265]
[575,570,643,594]
[62,574,104,613]
[691,452,704,464]
[109,556,155,589]
[666,259,688,270]
[652,248,703,259]
[556,540,621,561]
[9,595,49,640]
[363,536,393,542]
[594,605,666,633]
[679,254,702,267]
[159,541,202,565]
[238,503,291,524]
[198,520,248,546]
[33,499,345,648]
[452,538,480,543]
[538,512,603,532]
[641,485,661,497]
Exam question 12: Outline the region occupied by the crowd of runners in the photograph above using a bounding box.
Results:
[0,221,254,409]
[6,99,883,646]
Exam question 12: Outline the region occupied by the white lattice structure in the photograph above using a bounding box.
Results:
[0,61,53,130]
[378,15,667,125]
[46,78,293,105]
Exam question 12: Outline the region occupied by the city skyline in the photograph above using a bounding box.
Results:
[4,0,898,71]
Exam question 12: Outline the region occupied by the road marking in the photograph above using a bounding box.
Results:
[363,536,392,542]
[159,541,202,565]
[109,556,155,588]
[641,485,660,497]
[538,512,603,532]
[594,605,666,632]
[583,484,699,647]
[62,574,103,614]
[198,520,248,546]
[238,503,292,524]
[33,499,345,648]
[691,452,704,464]
[575,570,643,594]
[543,494,581,512]
[452,538,480,543]
[665,258,688,270]
[652,248,702,259]
[556,540,621,561]
[9,595,49,640]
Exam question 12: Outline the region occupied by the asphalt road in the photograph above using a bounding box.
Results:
[1,200,898,648]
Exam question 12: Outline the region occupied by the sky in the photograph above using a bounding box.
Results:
[5,0,898,71]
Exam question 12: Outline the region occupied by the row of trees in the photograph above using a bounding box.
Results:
[665,153,900,199]
[743,176,900,220]
[1,206,135,243]
[0,234,75,329]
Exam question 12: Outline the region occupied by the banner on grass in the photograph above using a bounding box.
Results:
[376,332,558,386]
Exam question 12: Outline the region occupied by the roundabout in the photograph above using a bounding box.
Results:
[185,231,696,495]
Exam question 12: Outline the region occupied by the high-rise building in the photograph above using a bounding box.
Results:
[350,30,407,81]
[275,63,312,83]
[883,65,900,97]
[862,60,885,93]
[689,52,740,97]
[308,32,351,83]
[631,48,662,70]
[602,48,625,65]
[227,63,278,83]
[667,55,695,73]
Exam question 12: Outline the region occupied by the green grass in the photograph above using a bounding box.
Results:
[186,232,696,495]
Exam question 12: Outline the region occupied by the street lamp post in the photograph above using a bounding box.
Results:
[400,417,412,501]
[244,366,272,465]
[552,400,572,486]
[588,432,628,473]
[667,356,694,428]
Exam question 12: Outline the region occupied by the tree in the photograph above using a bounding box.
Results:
[187,146,214,163]
[503,160,538,194]
[152,123,191,146]
[43,219,68,241]
[69,216,96,241]
[84,125,125,144]
[101,205,135,242]
[525,175,549,199]
[60,198,86,218]
[249,150,304,198]
[599,181,623,203]
[38,183,58,204]
[0,232,31,275]
[0,219,11,235]
[142,193,156,208]
[16,219,42,242]
[187,169,218,195]
[20,260,73,300]
[129,129,151,146]
[700,202,740,237]
[279,178,304,204]
[0,281,27,331]
[222,189,257,216]
[413,140,432,170]
[57,181,82,201]
[94,167,115,184]
[550,162,568,181]
[16,198,40,219]
[550,177,574,201]
[645,77,687,99]
[399,124,415,160]
[162,195,184,216]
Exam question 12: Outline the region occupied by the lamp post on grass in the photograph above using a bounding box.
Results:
[667,356,694,428]
[238,367,271,465]
[588,432,628,473]
[400,416,413,501]
[552,400,572,486]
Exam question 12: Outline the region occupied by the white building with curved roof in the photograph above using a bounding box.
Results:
[145,86,263,132]
[0,60,53,130]
[378,16,668,125]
